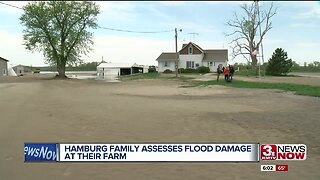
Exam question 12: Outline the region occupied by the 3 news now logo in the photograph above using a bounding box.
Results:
[260,144,307,160]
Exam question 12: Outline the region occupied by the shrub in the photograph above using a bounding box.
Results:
[266,48,293,76]
[163,69,173,74]
[196,66,210,74]
[178,68,185,73]
[179,68,197,73]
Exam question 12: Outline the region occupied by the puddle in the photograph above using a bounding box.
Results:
[68,74,121,82]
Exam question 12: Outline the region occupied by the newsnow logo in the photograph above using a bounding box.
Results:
[24,143,57,162]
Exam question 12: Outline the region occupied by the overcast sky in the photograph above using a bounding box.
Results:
[0,1,319,67]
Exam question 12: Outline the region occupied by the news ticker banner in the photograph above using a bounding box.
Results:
[24,143,307,162]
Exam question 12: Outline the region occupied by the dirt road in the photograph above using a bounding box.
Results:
[0,75,319,179]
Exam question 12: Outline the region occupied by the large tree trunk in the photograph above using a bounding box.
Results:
[250,54,258,67]
[56,61,67,78]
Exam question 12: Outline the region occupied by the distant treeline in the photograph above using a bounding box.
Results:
[32,62,99,71]
[233,61,320,73]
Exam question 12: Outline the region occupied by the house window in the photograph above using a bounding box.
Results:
[195,63,199,68]
[164,61,168,67]
[186,61,194,68]
[188,46,193,54]
[209,62,213,66]
[3,69,6,75]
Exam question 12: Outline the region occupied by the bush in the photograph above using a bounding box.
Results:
[163,69,173,74]
[179,68,197,73]
[196,66,210,74]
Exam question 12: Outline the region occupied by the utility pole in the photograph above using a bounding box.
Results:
[175,28,178,77]
[175,28,182,77]
[254,0,265,78]
[257,0,265,76]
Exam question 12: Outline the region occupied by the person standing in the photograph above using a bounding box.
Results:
[229,65,235,81]
[224,66,230,81]
[216,65,222,81]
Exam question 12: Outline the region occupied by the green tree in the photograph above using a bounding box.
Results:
[266,48,293,76]
[308,63,314,67]
[292,61,300,68]
[20,1,100,78]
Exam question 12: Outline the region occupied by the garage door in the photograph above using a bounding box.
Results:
[103,68,119,77]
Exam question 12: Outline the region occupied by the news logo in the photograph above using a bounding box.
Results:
[24,143,57,162]
[260,144,307,160]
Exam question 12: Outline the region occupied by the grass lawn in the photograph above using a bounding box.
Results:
[119,73,195,81]
[120,73,160,80]
[187,79,320,97]
[120,73,320,97]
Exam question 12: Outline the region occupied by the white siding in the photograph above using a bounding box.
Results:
[203,61,227,72]
[213,61,227,72]
[158,61,175,72]
[179,54,203,69]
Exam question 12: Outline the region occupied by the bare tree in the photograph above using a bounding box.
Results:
[226,2,277,66]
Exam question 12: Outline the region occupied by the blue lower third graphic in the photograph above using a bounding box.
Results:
[24,143,57,162]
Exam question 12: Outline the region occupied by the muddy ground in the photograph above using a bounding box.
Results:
[0,74,319,180]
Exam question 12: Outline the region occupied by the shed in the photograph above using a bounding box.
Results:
[12,65,32,75]
[97,62,143,77]
[0,57,9,76]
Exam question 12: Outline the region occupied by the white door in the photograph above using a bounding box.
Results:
[104,68,119,78]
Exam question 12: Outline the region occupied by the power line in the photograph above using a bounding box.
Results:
[97,25,174,34]
[0,2,23,9]
[0,2,174,34]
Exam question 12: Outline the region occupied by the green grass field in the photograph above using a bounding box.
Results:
[120,73,320,97]
[187,80,320,97]
[120,73,197,81]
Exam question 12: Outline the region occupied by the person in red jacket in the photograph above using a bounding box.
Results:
[224,66,230,81]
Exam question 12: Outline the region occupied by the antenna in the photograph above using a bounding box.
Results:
[188,33,199,42]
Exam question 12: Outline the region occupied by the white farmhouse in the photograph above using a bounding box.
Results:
[156,42,228,72]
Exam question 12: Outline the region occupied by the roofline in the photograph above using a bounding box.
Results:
[204,49,228,51]
[156,52,177,61]
[0,57,9,61]
[179,42,204,53]
[156,59,176,61]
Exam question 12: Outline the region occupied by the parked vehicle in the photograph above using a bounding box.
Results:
[148,65,157,73]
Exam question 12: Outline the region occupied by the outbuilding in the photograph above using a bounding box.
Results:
[97,62,143,77]
[12,65,32,76]
[0,57,8,76]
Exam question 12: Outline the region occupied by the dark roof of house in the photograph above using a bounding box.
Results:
[156,53,177,61]
[203,49,228,61]
[180,42,203,53]
[0,57,9,61]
